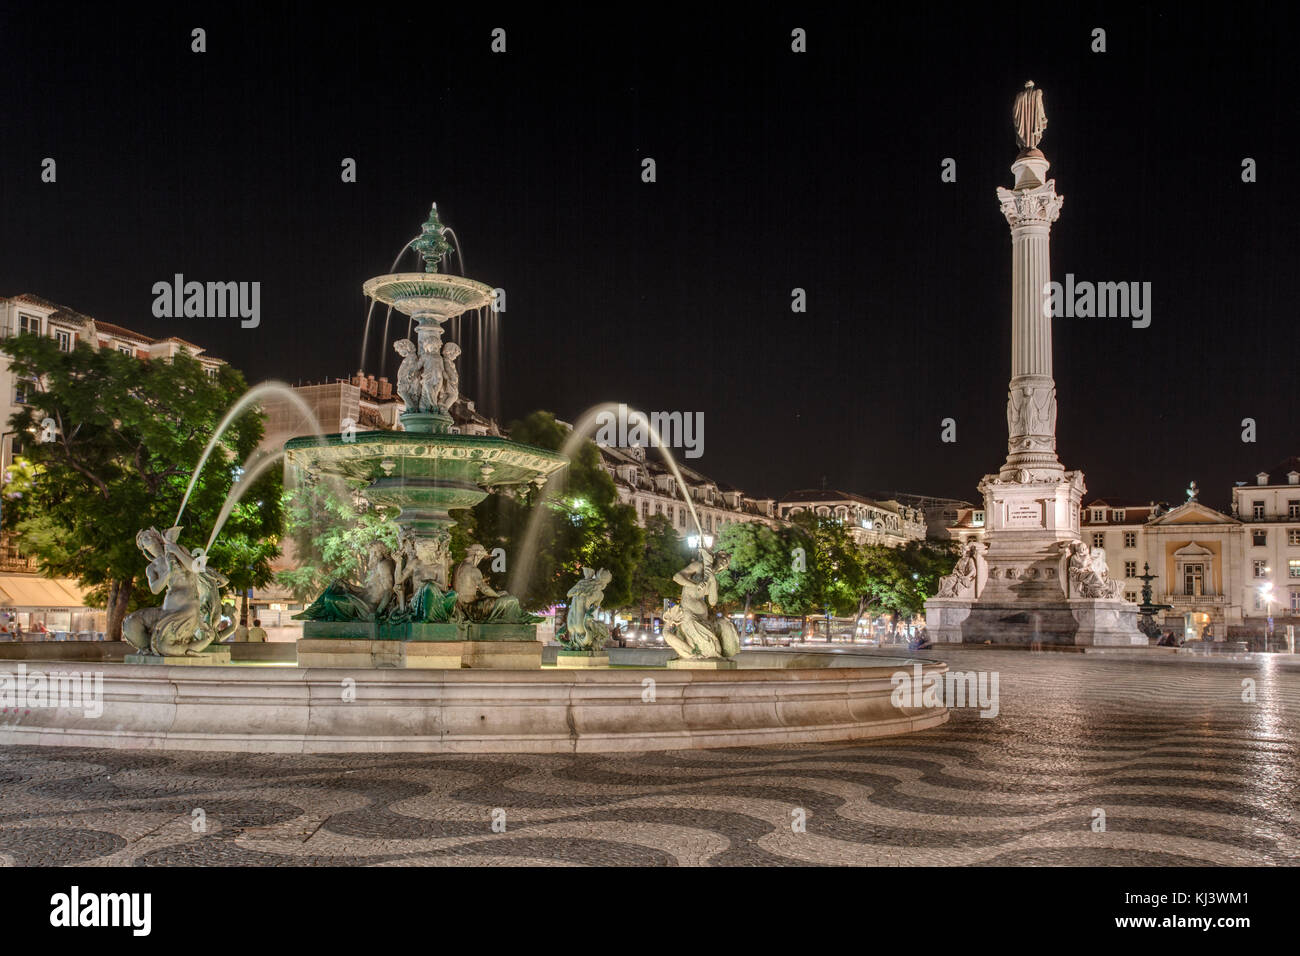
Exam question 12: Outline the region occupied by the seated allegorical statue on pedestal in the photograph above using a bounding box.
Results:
[452,543,538,625]
[1060,540,1122,599]
[295,540,397,622]
[936,541,988,599]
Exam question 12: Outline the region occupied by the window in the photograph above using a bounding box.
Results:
[1254,560,1269,578]
[640,500,648,519]
[1289,529,1300,546]
[1254,592,1267,611]
[1091,508,1105,522]
[1124,591,1137,603]
[655,501,663,515]
[972,511,985,526]
[1253,500,1266,519]
[1124,561,1137,578]
[1113,509,1126,522]
[1092,532,1105,549]
[1289,500,1300,519]
[1184,563,1204,596]
[14,379,36,405]
[679,510,686,528]
[1290,560,1300,579]
[1124,531,1137,548]
[665,505,674,522]
[118,345,134,356]
[1253,529,1268,547]
[18,313,39,335]
[55,330,73,352]
[1292,590,1300,612]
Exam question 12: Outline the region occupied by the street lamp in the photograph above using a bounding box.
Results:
[1258,581,1276,651]
[686,534,714,550]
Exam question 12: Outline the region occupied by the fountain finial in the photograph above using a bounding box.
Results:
[412,202,453,273]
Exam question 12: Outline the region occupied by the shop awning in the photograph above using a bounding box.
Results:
[0,575,91,609]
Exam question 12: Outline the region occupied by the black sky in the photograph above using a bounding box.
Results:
[1,2,1296,509]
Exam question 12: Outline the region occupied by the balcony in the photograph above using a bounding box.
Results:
[1162,593,1226,606]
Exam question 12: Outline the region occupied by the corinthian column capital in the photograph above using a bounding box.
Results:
[996,181,1064,229]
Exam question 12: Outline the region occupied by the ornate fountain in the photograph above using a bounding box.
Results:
[286,204,568,668]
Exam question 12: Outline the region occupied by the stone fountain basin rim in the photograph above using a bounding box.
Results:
[0,657,950,753]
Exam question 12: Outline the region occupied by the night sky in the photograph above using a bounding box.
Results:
[2,3,1295,509]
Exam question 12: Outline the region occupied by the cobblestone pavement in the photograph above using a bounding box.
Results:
[0,649,1297,866]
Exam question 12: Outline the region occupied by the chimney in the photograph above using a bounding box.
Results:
[377,376,391,399]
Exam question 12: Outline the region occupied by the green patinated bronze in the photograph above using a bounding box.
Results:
[411,203,453,273]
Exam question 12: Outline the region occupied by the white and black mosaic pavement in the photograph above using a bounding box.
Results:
[0,649,1296,866]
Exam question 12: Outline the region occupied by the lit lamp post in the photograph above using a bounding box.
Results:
[1258,581,1275,652]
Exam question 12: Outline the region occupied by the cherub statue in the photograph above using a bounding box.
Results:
[393,339,420,411]
[557,567,613,652]
[437,341,461,412]
[418,339,442,413]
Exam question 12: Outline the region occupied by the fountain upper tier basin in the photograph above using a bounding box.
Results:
[284,431,568,488]
[362,272,495,319]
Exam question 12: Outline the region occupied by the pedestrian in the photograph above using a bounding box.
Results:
[247,618,268,643]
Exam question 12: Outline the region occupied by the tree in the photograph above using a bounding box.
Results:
[276,477,397,603]
[628,513,680,626]
[1,333,281,639]
[715,521,788,617]
[456,411,643,611]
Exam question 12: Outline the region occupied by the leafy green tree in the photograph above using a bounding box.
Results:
[715,521,788,617]
[457,411,643,611]
[276,477,398,602]
[1,333,281,639]
[628,513,680,626]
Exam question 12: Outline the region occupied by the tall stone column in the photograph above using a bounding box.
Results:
[996,152,1063,481]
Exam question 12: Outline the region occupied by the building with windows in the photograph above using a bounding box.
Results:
[0,294,226,469]
[776,489,927,547]
[1231,457,1300,627]
[598,443,781,540]
[1079,462,1300,639]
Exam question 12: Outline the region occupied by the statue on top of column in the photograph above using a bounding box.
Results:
[1013,81,1047,150]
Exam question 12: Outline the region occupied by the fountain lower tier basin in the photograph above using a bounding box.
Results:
[0,653,949,754]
